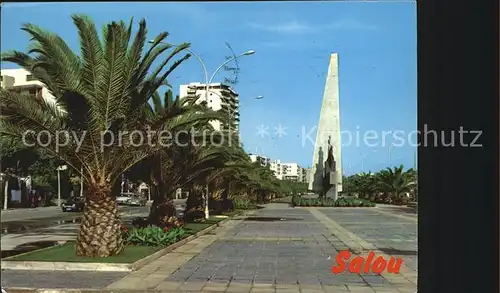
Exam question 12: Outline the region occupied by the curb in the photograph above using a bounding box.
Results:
[1,207,59,214]
[3,289,163,293]
[1,215,233,272]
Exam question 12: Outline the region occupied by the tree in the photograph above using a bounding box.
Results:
[0,15,191,257]
[129,89,229,225]
[376,165,416,202]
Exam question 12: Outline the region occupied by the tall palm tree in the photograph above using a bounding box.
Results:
[0,15,192,257]
[129,90,231,223]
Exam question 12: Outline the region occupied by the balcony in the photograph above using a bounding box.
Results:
[8,84,43,100]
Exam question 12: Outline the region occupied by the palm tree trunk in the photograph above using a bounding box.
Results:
[76,184,123,257]
[148,183,177,226]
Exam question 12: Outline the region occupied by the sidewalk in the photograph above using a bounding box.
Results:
[2,203,417,293]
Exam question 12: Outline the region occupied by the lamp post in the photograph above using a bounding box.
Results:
[80,166,84,197]
[148,40,256,219]
[56,165,67,206]
[2,173,8,211]
[120,173,125,195]
[388,144,393,166]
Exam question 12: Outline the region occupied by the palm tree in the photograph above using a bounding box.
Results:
[376,165,416,203]
[129,90,232,224]
[0,15,192,257]
[342,172,377,199]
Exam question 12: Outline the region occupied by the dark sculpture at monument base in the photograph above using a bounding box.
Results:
[319,136,337,198]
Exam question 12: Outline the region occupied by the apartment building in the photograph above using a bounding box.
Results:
[179,82,240,132]
[1,69,56,103]
[280,163,302,182]
[249,153,309,183]
[249,154,271,167]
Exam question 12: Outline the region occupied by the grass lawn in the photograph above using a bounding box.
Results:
[8,243,161,263]
[8,210,245,263]
[183,217,224,236]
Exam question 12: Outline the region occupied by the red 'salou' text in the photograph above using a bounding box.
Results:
[331,250,403,274]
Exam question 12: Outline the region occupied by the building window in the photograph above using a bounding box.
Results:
[26,75,36,81]
[0,76,3,81]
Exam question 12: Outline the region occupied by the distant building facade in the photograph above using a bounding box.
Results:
[1,68,56,103]
[249,154,271,167]
[179,82,240,132]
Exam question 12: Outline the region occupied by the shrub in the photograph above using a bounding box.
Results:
[291,196,375,207]
[209,198,234,214]
[291,193,301,207]
[335,197,375,207]
[233,198,255,210]
[131,216,184,229]
[124,226,186,246]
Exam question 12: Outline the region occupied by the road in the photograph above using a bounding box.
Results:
[1,199,187,234]
[0,205,150,235]
[0,200,186,253]
[1,205,149,223]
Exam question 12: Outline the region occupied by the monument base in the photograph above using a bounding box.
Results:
[325,185,338,200]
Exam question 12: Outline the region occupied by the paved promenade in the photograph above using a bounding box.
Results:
[2,203,417,292]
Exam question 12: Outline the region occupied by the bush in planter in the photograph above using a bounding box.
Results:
[209,198,234,214]
[233,198,255,210]
[334,197,375,207]
[124,226,186,246]
[291,193,301,206]
[291,197,375,207]
[131,216,184,229]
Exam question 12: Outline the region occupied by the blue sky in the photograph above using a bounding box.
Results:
[1,1,417,174]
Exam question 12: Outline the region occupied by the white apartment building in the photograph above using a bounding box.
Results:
[179,82,240,132]
[249,153,308,183]
[270,159,283,180]
[249,154,271,167]
[1,68,56,103]
[269,160,306,182]
[280,163,302,182]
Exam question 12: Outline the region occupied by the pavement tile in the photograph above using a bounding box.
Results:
[2,204,417,293]
[250,289,276,293]
[153,281,182,291]
[346,284,377,292]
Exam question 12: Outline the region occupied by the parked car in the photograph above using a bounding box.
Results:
[127,197,147,206]
[61,197,85,212]
[116,196,131,205]
[117,192,134,205]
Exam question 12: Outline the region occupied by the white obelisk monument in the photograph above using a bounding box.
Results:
[309,53,343,199]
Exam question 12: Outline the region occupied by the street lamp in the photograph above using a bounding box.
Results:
[388,144,393,166]
[80,166,84,198]
[1,173,8,210]
[56,165,67,206]
[148,40,256,219]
